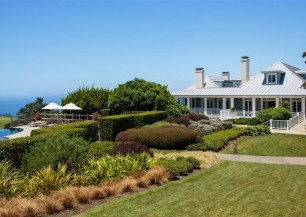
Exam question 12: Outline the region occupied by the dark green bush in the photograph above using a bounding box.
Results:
[184,156,201,169]
[87,141,117,159]
[256,107,292,123]
[176,156,194,173]
[166,104,190,117]
[242,125,271,136]
[157,156,198,176]
[99,111,167,141]
[187,128,245,152]
[112,142,154,157]
[21,136,89,173]
[0,136,42,167]
[116,126,198,150]
[100,109,111,117]
[231,117,261,125]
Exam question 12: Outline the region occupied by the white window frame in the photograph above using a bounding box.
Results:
[267,73,277,84]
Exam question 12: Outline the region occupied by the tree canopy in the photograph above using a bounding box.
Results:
[108,78,176,114]
[303,52,306,63]
[18,97,47,115]
[61,86,110,115]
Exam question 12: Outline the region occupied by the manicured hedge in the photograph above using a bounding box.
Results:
[116,125,198,150]
[187,128,245,152]
[99,111,167,141]
[187,125,271,152]
[0,121,99,167]
[31,121,99,141]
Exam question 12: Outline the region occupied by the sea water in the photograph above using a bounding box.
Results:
[0,96,63,115]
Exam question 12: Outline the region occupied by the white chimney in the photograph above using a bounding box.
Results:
[241,56,250,84]
[222,71,230,80]
[195,68,204,88]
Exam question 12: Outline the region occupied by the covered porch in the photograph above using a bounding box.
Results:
[176,97,306,119]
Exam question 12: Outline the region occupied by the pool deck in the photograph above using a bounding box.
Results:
[4,125,40,139]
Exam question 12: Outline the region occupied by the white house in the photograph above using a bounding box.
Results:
[172,57,306,119]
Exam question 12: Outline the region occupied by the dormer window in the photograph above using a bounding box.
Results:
[267,73,277,84]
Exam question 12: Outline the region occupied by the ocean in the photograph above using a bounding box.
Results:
[0,96,63,115]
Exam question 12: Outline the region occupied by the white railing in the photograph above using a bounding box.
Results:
[267,112,304,130]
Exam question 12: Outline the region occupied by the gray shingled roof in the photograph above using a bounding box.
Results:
[172,62,306,97]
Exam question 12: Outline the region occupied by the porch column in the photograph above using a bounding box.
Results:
[276,98,280,107]
[230,98,234,109]
[222,98,226,110]
[302,98,305,113]
[242,98,245,117]
[187,98,191,109]
[204,98,207,115]
[252,97,256,117]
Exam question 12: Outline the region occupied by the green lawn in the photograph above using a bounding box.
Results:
[221,133,306,156]
[76,161,306,217]
[0,117,10,128]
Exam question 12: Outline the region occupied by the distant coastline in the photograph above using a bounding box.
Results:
[0,95,63,115]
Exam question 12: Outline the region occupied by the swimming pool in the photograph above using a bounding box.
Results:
[0,128,22,141]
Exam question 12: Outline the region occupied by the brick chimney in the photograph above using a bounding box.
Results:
[222,71,230,80]
[241,56,250,84]
[195,68,204,88]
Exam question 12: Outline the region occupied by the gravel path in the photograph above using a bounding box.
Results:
[219,154,306,166]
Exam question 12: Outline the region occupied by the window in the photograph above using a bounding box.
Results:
[267,73,277,84]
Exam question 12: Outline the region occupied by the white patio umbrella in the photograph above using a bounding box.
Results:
[62,103,82,121]
[42,102,63,110]
[61,103,82,111]
[41,102,63,122]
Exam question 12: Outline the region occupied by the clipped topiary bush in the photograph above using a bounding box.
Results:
[112,142,154,157]
[116,126,198,150]
[166,104,190,117]
[165,116,191,127]
[185,113,209,121]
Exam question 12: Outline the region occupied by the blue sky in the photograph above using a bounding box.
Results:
[0,0,305,98]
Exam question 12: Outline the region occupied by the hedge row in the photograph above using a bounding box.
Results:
[31,121,99,141]
[187,125,271,152]
[99,111,167,141]
[0,121,99,167]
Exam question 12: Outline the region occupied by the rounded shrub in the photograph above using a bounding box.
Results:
[256,107,292,123]
[112,142,154,157]
[21,136,89,173]
[116,126,198,150]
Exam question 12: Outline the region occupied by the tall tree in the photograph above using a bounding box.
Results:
[18,97,47,114]
[303,52,306,63]
[61,86,110,115]
[108,78,176,114]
